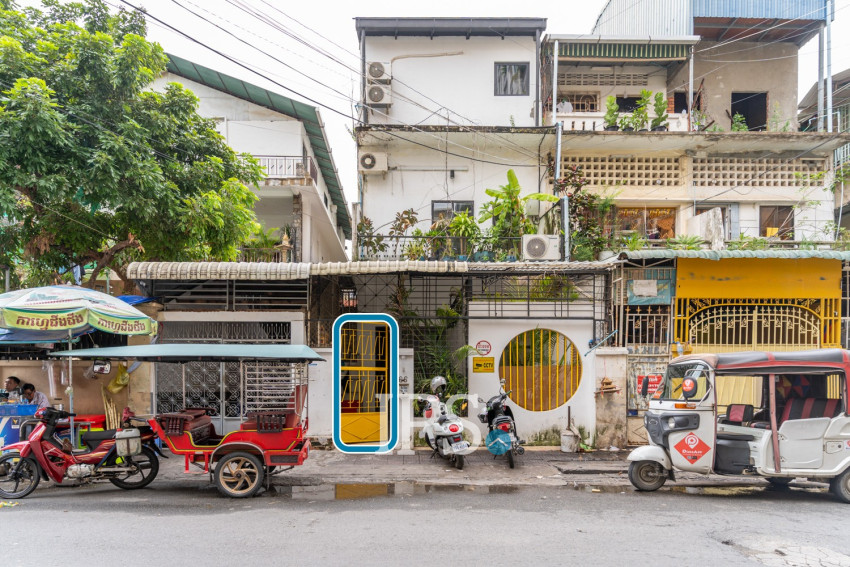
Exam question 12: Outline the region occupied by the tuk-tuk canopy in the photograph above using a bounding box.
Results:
[50,343,325,363]
[671,349,850,375]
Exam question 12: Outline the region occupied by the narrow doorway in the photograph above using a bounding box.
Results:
[731,92,767,131]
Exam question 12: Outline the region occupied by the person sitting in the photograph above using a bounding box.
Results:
[21,383,49,409]
[3,376,22,399]
[556,98,573,113]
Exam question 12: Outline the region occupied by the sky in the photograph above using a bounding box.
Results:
[103,0,850,207]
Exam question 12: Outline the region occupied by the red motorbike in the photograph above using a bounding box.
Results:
[0,407,161,499]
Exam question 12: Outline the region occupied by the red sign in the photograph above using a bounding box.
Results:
[673,433,711,463]
[475,340,492,356]
[638,374,663,395]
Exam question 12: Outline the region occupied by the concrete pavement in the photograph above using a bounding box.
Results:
[156,445,818,491]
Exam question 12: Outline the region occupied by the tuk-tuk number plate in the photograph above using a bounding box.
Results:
[673,433,711,463]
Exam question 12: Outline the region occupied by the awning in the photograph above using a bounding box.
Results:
[127,259,619,281]
[50,344,324,363]
[620,250,850,261]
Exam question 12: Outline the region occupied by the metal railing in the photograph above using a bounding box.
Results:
[357,235,525,261]
[236,247,288,263]
[255,155,318,181]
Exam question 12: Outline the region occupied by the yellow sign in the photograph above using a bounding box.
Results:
[472,357,495,373]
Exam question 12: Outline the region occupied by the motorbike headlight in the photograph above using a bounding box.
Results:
[667,417,677,428]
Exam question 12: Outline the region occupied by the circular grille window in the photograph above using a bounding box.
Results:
[498,328,581,412]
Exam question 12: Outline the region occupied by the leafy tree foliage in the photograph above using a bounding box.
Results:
[0,0,262,288]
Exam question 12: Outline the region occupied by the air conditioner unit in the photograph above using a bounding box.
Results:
[522,234,561,261]
[358,151,388,173]
[367,61,391,83]
[367,84,392,106]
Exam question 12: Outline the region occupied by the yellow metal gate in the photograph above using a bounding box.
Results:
[339,322,390,444]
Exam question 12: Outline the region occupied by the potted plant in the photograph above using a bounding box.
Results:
[448,211,480,261]
[631,89,651,131]
[356,216,387,259]
[665,234,704,250]
[404,228,427,260]
[619,114,634,132]
[731,112,748,132]
[650,92,668,131]
[620,232,648,251]
[603,96,619,131]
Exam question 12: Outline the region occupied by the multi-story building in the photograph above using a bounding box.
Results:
[154,55,351,264]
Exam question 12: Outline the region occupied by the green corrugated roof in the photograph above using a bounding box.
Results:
[621,250,850,261]
[557,42,689,60]
[51,343,324,362]
[165,54,351,239]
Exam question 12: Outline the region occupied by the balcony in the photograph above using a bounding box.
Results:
[357,235,526,262]
[256,155,318,181]
[555,111,690,132]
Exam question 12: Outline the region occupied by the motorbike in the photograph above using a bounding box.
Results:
[478,382,523,468]
[420,376,469,470]
[0,406,162,499]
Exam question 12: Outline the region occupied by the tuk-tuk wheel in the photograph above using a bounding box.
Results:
[214,452,265,498]
[628,461,667,492]
[830,469,850,503]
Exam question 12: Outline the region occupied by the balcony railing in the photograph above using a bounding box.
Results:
[256,155,318,181]
[555,111,689,132]
[357,235,526,262]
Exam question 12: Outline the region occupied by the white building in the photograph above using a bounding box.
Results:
[153,55,351,263]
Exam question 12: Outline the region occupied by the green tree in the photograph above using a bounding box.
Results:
[0,0,262,289]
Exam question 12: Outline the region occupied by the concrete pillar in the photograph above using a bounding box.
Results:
[593,347,629,450]
[292,193,303,263]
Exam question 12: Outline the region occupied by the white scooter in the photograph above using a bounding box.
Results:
[420,376,469,470]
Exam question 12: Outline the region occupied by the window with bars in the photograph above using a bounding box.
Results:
[432,200,473,223]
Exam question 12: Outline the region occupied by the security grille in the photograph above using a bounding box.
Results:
[559,73,648,87]
[692,158,825,187]
[561,155,681,187]
[244,361,305,414]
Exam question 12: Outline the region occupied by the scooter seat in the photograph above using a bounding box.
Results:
[81,429,117,449]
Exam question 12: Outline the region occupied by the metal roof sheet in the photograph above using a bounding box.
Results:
[127,260,618,281]
[50,344,324,362]
[355,17,547,37]
[165,54,351,239]
[620,249,850,261]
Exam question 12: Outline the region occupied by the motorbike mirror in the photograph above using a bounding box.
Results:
[478,397,484,403]
[92,360,111,375]
[640,376,649,397]
[681,372,700,400]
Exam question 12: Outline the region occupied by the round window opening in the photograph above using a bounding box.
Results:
[498,329,582,412]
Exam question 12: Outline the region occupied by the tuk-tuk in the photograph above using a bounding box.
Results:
[53,343,323,498]
[628,349,850,502]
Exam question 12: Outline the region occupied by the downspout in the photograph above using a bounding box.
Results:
[818,24,825,131]
[535,30,541,127]
[361,30,367,125]
[826,0,834,132]
[555,121,567,260]
[688,46,694,130]
[552,40,559,127]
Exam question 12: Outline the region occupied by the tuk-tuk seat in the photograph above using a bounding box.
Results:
[750,398,843,430]
[721,404,754,426]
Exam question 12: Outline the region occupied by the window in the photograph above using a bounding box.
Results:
[731,92,767,131]
[558,93,598,113]
[495,63,529,96]
[615,96,641,112]
[616,207,677,240]
[760,205,794,240]
[432,201,473,224]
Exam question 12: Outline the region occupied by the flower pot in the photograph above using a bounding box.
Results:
[603,125,619,131]
[457,255,468,261]
[506,254,517,262]
[621,127,634,132]
[651,125,668,132]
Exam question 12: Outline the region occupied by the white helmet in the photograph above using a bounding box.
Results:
[430,375,447,394]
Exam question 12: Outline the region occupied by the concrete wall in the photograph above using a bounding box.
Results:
[558,64,669,101]
[364,36,539,127]
[467,316,596,443]
[358,135,547,232]
[667,40,799,131]
[593,348,629,450]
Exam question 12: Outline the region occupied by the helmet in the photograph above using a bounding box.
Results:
[429,376,447,394]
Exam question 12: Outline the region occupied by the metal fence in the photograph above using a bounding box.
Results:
[357,235,525,261]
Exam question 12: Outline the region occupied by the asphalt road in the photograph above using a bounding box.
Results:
[3,477,850,566]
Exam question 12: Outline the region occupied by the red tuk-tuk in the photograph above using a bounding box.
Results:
[54,343,323,498]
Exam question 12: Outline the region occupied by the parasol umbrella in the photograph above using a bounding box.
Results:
[0,285,158,437]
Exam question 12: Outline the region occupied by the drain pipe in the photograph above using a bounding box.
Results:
[552,40,559,126]
[827,0,834,132]
[555,120,567,261]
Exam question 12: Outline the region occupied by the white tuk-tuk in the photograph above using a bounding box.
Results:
[628,349,850,502]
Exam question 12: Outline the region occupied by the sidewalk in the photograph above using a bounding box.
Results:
[156,446,783,490]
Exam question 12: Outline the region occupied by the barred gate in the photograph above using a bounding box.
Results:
[339,321,390,444]
[155,321,291,433]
